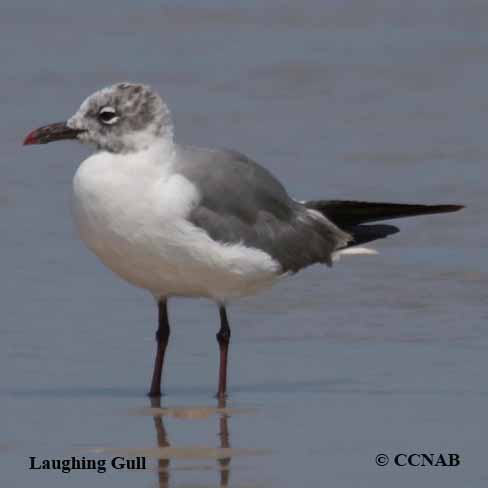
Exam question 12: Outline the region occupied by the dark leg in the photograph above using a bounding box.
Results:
[148,299,170,397]
[216,305,231,399]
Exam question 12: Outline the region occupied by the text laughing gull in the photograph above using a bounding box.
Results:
[24,83,463,398]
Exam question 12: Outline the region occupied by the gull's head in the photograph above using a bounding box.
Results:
[23,82,173,153]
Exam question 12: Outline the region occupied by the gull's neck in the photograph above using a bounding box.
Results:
[96,134,177,175]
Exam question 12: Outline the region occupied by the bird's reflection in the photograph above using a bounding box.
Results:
[149,396,232,488]
[217,398,231,487]
[150,397,170,487]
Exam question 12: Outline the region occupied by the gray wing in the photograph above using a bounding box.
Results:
[175,145,350,272]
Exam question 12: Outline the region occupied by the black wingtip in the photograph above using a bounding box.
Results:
[437,204,464,213]
[306,200,465,226]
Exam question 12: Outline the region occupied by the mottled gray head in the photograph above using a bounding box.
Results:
[66,82,173,153]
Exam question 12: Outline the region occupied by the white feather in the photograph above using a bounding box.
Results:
[72,137,281,302]
[332,246,378,262]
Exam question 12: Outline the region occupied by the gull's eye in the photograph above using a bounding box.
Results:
[98,106,119,125]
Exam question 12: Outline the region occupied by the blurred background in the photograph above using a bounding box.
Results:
[1,1,486,487]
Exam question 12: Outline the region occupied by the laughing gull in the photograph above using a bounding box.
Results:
[23,82,463,398]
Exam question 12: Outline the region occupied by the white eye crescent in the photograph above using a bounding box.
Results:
[98,106,119,125]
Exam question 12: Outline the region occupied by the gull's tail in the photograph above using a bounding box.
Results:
[306,200,464,248]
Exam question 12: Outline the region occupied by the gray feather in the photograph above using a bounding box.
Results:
[174,146,351,272]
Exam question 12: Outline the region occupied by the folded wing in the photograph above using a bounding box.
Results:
[175,147,350,272]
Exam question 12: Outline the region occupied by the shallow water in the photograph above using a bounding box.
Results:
[1,1,487,486]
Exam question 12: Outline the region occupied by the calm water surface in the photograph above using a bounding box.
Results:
[1,1,487,486]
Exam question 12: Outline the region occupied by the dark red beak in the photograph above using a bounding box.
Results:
[23,122,84,146]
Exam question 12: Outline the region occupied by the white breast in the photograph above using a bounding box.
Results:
[72,144,281,302]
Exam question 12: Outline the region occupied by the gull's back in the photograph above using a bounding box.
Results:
[175,145,351,273]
